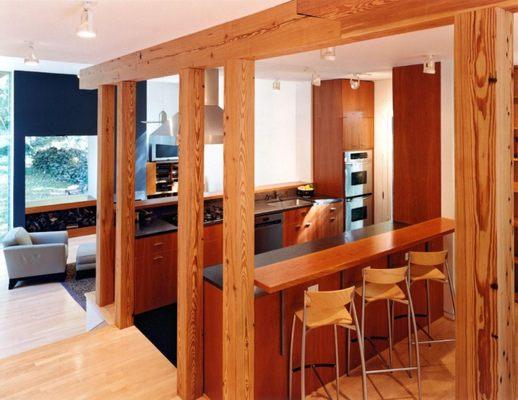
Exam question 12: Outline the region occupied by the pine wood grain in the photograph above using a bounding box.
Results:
[115,81,136,329]
[177,67,205,400]
[222,59,255,400]
[454,7,515,398]
[96,85,116,306]
[255,217,455,294]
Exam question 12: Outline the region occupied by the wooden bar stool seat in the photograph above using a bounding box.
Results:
[410,265,446,282]
[289,286,367,400]
[348,266,422,400]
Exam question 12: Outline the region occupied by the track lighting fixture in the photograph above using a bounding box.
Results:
[272,79,281,91]
[320,47,336,61]
[23,42,39,66]
[311,72,321,87]
[423,55,436,74]
[350,74,360,90]
[77,1,96,38]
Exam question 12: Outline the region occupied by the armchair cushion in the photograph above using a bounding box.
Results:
[2,227,32,248]
[29,231,68,245]
[3,243,67,279]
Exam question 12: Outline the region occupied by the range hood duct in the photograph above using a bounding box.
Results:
[172,69,224,145]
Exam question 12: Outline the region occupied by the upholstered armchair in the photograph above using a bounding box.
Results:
[2,228,68,289]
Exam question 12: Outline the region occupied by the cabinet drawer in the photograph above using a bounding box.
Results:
[136,231,178,255]
[283,206,314,226]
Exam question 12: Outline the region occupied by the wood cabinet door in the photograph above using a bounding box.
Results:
[316,202,344,239]
[204,223,223,267]
[283,206,317,246]
[343,113,374,151]
[134,232,178,314]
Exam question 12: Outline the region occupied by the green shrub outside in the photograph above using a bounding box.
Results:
[32,146,88,186]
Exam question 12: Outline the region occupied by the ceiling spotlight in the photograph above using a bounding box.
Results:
[423,55,436,74]
[320,47,336,61]
[311,72,321,87]
[350,74,361,90]
[272,79,281,91]
[23,42,39,66]
[77,1,96,39]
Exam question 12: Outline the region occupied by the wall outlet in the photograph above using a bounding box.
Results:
[308,284,319,292]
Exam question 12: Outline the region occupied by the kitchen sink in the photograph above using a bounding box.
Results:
[267,198,313,208]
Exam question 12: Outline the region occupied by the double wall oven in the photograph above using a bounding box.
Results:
[344,150,373,231]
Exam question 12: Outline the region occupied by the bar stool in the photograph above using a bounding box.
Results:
[407,250,456,347]
[289,286,367,400]
[349,266,422,400]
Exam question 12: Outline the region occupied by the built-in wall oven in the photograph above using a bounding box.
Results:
[344,150,373,231]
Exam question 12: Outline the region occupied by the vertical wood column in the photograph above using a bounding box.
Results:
[223,59,255,400]
[177,68,205,400]
[115,81,136,329]
[96,85,116,306]
[454,7,514,398]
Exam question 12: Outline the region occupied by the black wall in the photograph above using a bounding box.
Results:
[13,71,147,226]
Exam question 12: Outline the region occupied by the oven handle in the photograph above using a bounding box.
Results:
[346,193,373,202]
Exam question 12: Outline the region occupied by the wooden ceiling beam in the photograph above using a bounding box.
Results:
[80,0,518,90]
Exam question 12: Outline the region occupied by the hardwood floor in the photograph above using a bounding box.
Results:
[0,234,95,359]
[0,325,178,400]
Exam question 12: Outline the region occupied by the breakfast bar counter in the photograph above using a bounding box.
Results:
[203,217,455,400]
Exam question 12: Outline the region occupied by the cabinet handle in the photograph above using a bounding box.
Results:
[330,217,336,222]
[295,225,301,229]
[153,256,164,262]
[305,223,311,228]
[153,242,164,247]
[330,207,336,211]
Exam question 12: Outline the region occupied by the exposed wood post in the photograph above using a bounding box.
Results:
[222,59,255,400]
[115,81,136,329]
[96,85,116,306]
[454,7,515,398]
[177,68,205,400]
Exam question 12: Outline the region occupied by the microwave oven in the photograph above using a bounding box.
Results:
[149,143,178,162]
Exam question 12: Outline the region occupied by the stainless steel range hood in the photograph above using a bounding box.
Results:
[172,69,224,145]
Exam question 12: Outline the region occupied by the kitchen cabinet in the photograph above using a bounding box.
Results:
[343,113,374,151]
[135,231,178,314]
[283,202,344,246]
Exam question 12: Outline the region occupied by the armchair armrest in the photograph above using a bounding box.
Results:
[29,231,68,245]
[3,243,67,279]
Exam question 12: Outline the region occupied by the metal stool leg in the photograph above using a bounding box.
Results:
[425,279,432,345]
[351,299,367,400]
[445,260,456,318]
[407,285,422,400]
[387,299,393,368]
[407,302,413,378]
[334,325,340,399]
[289,314,296,400]
[346,328,351,376]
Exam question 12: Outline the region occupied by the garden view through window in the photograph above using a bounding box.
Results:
[0,72,11,238]
[25,136,97,204]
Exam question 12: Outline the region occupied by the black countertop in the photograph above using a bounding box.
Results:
[135,197,342,238]
[203,220,407,296]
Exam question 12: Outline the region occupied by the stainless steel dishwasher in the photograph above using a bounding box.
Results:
[254,212,283,254]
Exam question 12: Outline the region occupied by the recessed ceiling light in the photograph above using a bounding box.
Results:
[272,79,281,91]
[77,2,96,39]
[350,74,361,90]
[23,42,39,66]
[320,47,336,61]
[423,55,436,74]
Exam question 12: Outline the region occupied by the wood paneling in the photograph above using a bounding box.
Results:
[343,113,374,150]
[177,67,205,400]
[115,81,136,329]
[454,7,515,398]
[313,80,344,197]
[134,232,178,314]
[79,1,518,89]
[204,223,223,267]
[342,80,374,116]
[222,59,255,400]
[393,64,441,224]
[255,217,455,294]
[96,85,116,307]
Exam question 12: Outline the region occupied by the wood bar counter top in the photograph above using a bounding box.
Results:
[254,217,454,293]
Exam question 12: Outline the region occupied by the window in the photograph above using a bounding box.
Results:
[0,72,11,237]
[25,136,97,204]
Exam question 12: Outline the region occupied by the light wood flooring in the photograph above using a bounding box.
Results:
[0,325,178,400]
[0,234,95,359]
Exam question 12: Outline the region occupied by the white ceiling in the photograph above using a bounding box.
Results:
[1,2,517,80]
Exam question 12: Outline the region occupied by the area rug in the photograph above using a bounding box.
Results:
[60,263,95,310]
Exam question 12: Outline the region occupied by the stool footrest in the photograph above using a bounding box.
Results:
[366,366,418,375]
[413,338,455,345]
[291,362,336,373]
